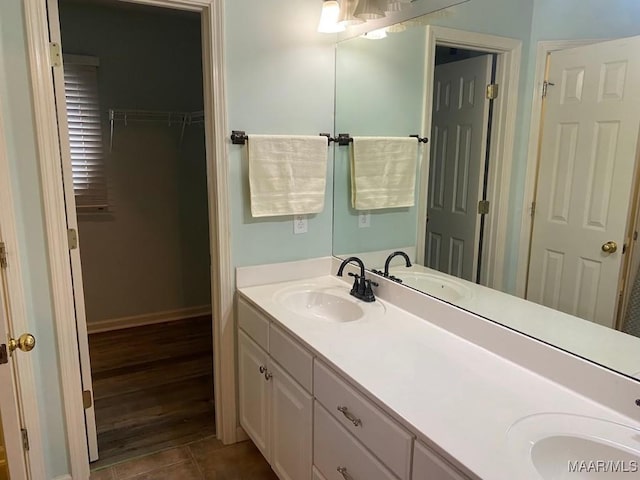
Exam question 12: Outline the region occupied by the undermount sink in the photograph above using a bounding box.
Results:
[274,284,385,323]
[507,413,640,479]
[390,270,471,303]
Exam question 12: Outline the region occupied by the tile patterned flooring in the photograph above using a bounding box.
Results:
[90,437,278,480]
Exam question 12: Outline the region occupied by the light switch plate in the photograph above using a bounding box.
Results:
[358,211,370,228]
[294,215,308,234]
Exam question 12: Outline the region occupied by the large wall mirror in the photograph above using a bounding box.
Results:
[332,0,640,380]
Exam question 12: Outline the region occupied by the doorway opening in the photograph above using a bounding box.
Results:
[423,46,497,284]
[55,0,214,468]
[415,26,522,294]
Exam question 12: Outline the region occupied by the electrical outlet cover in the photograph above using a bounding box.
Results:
[294,215,308,234]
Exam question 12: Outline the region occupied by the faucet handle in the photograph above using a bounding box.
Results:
[348,272,360,294]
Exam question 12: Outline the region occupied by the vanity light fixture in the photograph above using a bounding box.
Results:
[318,0,346,33]
[354,0,387,20]
[319,0,414,33]
[338,0,364,27]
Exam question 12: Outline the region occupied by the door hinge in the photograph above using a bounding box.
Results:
[82,389,93,409]
[50,42,62,68]
[478,200,490,215]
[67,229,78,250]
[21,428,29,451]
[531,201,537,217]
[0,344,8,365]
[0,241,7,268]
[542,81,555,98]
[486,83,499,100]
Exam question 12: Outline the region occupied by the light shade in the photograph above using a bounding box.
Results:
[338,0,365,27]
[318,0,346,33]
[354,0,387,20]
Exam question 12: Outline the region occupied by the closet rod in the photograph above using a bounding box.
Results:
[108,109,205,151]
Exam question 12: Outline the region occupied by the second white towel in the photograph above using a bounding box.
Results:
[351,136,419,210]
[249,135,328,217]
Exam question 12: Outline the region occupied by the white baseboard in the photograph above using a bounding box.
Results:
[87,305,212,334]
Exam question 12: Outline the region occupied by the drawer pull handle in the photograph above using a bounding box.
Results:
[337,466,354,480]
[337,406,362,427]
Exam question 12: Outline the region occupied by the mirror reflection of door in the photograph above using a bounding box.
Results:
[526,36,640,330]
[425,48,496,283]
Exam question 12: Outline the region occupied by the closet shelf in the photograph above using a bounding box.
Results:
[108,108,205,151]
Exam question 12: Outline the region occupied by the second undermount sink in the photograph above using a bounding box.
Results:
[274,284,386,323]
[507,413,640,479]
[390,270,471,303]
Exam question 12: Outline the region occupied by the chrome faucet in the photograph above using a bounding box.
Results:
[372,251,412,283]
[337,256,377,302]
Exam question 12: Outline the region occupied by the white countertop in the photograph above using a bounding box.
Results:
[387,264,640,379]
[238,274,640,480]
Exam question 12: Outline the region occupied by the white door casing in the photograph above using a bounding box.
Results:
[46,0,99,461]
[0,267,28,480]
[23,0,233,477]
[527,36,640,328]
[425,54,492,281]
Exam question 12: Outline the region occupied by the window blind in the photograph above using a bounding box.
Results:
[63,57,107,209]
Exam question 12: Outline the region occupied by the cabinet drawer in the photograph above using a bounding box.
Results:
[238,297,269,350]
[269,324,313,392]
[314,361,412,480]
[314,401,398,480]
[413,440,469,480]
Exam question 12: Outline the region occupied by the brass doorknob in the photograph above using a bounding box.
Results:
[8,333,36,353]
[602,241,618,253]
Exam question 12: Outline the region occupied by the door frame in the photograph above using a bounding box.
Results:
[21,0,235,478]
[416,26,522,291]
[515,39,603,298]
[0,83,46,477]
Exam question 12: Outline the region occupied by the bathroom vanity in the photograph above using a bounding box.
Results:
[236,258,640,480]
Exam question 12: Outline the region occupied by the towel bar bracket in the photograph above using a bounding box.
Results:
[410,134,429,143]
[231,130,248,145]
[319,133,333,145]
[336,133,352,146]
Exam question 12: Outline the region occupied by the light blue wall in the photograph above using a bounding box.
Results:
[503,0,640,291]
[225,0,336,268]
[0,0,69,477]
[333,29,425,255]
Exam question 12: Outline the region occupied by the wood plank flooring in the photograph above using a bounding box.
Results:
[89,316,215,468]
[91,438,277,480]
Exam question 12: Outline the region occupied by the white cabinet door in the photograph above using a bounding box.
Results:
[412,441,468,480]
[238,329,271,461]
[270,361,312,480]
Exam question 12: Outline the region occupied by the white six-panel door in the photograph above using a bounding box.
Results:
[527,36,640,328]
[426,55,492,281]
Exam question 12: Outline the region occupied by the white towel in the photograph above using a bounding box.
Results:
[351,137,419,210]
[248,135,328,217]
